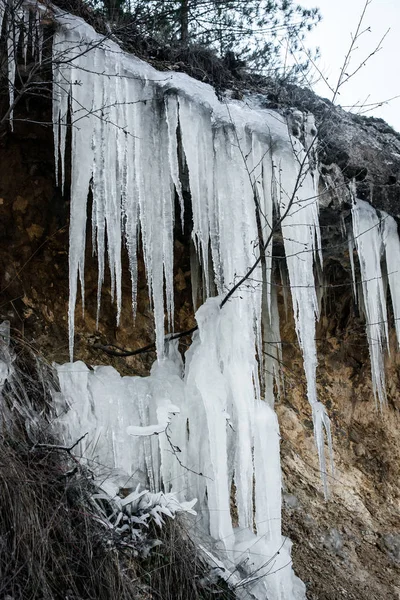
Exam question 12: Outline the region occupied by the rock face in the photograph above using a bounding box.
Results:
[256,82,400,218]
[1,72,400,598]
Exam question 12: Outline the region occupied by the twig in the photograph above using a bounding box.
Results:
[32,432,88,454]
[164,425,212,480]
[93,327,197,357]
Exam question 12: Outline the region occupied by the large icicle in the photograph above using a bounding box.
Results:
[351,199,388,406]
[349,200,400,406]
[274,124,333,490]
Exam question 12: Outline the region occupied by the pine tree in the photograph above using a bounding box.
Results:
[125,0,321,75]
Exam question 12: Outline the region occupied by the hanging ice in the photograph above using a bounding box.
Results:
[381,212,400,348]
[350,198,400,407]
[351,199,389,406]
[44,10,329,596]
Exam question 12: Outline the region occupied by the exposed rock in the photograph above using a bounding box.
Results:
[13,195,28,213]
[26,223,44,241]
[382,533,400,561]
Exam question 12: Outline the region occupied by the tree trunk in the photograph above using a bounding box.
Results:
[180,0,189,47]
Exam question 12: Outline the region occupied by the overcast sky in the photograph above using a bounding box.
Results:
[298,0,400,132]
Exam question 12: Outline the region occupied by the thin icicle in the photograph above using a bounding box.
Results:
[348,226,358,301]
[381,212,400,347]
[6,7,16,129]
[165,94,184,229]
[312,401,334,499]
[277,129,332,488]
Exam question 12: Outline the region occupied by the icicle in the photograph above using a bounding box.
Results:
[121,78,139,318]
[348,226,357,301]
[0,1,5,31]
[351,199,388,406]
[67,43,98,359]
[312,402,334,499]
[6,5,16,130]
[91,61,107,325]
[381,212,400,347]
[23,7,29,65]
[38,19,43,64]
[277,127,332,489]
[178,97,213,295]
[165,94,184,229]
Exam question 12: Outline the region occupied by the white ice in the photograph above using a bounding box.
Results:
[351,199,389,406]
[55,299,304,599]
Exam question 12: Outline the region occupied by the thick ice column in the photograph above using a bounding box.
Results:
[351,199,388,406]
[184,298,234,548]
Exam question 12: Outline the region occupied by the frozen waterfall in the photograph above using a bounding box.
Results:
[3,2,400,598]
[49,9,322,597]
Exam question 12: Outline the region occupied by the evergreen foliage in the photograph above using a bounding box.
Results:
[97,0,321,77]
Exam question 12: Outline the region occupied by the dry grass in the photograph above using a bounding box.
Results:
[0,440,143,600]
[0,342,142,600]
[136,517,236,600]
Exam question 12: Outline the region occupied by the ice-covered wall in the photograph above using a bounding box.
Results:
[49,9,322,598]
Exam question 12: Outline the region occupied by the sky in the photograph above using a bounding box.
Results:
[298,0,400,132]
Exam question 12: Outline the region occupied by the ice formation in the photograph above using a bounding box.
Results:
[0,0,45,128]
[4,3,400,598]
[55,326,305,599]
[350,198,400,407]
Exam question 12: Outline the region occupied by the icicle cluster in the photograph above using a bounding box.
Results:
[11,5,400,597]
[50,13,328,440]
[46,12,330,596]
[350,198,400,407]
[48,13,323,371]
[0,0,45,128]
[46,12,328,598]
[4,4,400,597]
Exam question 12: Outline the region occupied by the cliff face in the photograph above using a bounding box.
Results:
[1,91,399,600]
[1,11,400,599]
